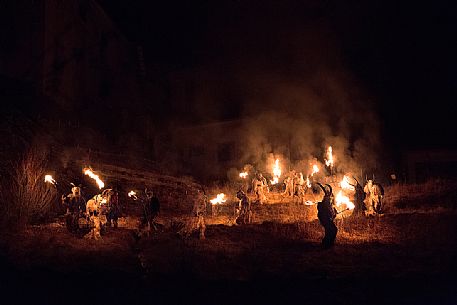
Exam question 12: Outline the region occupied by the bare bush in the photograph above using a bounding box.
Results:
[0,146,58,229]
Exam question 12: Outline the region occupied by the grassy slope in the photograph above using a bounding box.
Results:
[1,180,456,304]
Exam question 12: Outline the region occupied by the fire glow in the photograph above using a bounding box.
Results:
[44,175,56,185]
[128,190,137,200]
[270,159,282,185]
[340,175,355,191]
[325,146,334,168]
[335,190,355,211]
[310,164,319,176]
[83,168,105,189]
[239,172,248,179]
[210,193,227,205]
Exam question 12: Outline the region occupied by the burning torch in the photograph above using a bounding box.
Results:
[324,146,334,176]
[44,174,57,187]
[239,172,248,179]
[128,190,138,200]
[83,167,105,189]
[335,190,355,214]
[270,158,281,185]
[210,193,227,205]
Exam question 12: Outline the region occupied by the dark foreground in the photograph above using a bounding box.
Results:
[1,212,456,305]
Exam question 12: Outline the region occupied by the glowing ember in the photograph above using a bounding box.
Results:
[83,168,105,189]
[340,175,355,191]
[270,159,282,185]
[128,190,137,200]
[210,193,227,205]
[335,190,355,211]
[239,172,248,179]
[44,175,56,185]
[325,146,334,168]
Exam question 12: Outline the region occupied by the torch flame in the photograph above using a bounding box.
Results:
[239,172,248,179]
[325,146,334,168]
[44,175,56,185]
[306,176,311,188]
[83,168,105,189]
[128,190,137,200]
[270,159,281,185]
[310,164,319,176]
[340,175,355,191]
[210,193,227,205]
[335,190,355,211]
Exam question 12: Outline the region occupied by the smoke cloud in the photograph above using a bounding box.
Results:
[209,22,384,178]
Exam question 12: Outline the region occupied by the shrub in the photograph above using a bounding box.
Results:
[0,146,58,229]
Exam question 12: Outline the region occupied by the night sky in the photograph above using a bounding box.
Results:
[97,0,457,151]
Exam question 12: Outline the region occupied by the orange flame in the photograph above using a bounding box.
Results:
[210,193,227,205]
[239,172,248,179]
[340,175,355,191]
[83,168,105,189]
[310,164,319,176]
[270,159,281,185]
[128,191,137,200]
[335,190,355,211]
[325,146,334,168]
[306,176,312,188]
[44,174,56,185]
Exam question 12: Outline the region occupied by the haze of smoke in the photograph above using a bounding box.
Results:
[233,63,382,178]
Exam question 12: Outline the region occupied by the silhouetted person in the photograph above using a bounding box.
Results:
[350,177,366,216]
[316,183,337,249]
[193,188,208,240]
[106,189,120,228]
[236,190,252,224]
[149,192,160,222]
[142,189,160,233]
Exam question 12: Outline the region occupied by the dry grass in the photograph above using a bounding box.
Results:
[1,179,456,305]
[1,179,456,280]
[383,179,457,213]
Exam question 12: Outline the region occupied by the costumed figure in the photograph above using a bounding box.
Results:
[236,190,252,224]
[61,185,86,233]
[316,183,338,249]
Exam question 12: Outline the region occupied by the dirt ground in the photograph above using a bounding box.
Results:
[1,197,457,305]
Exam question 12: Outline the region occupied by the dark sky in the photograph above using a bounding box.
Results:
[96,0,457,151]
